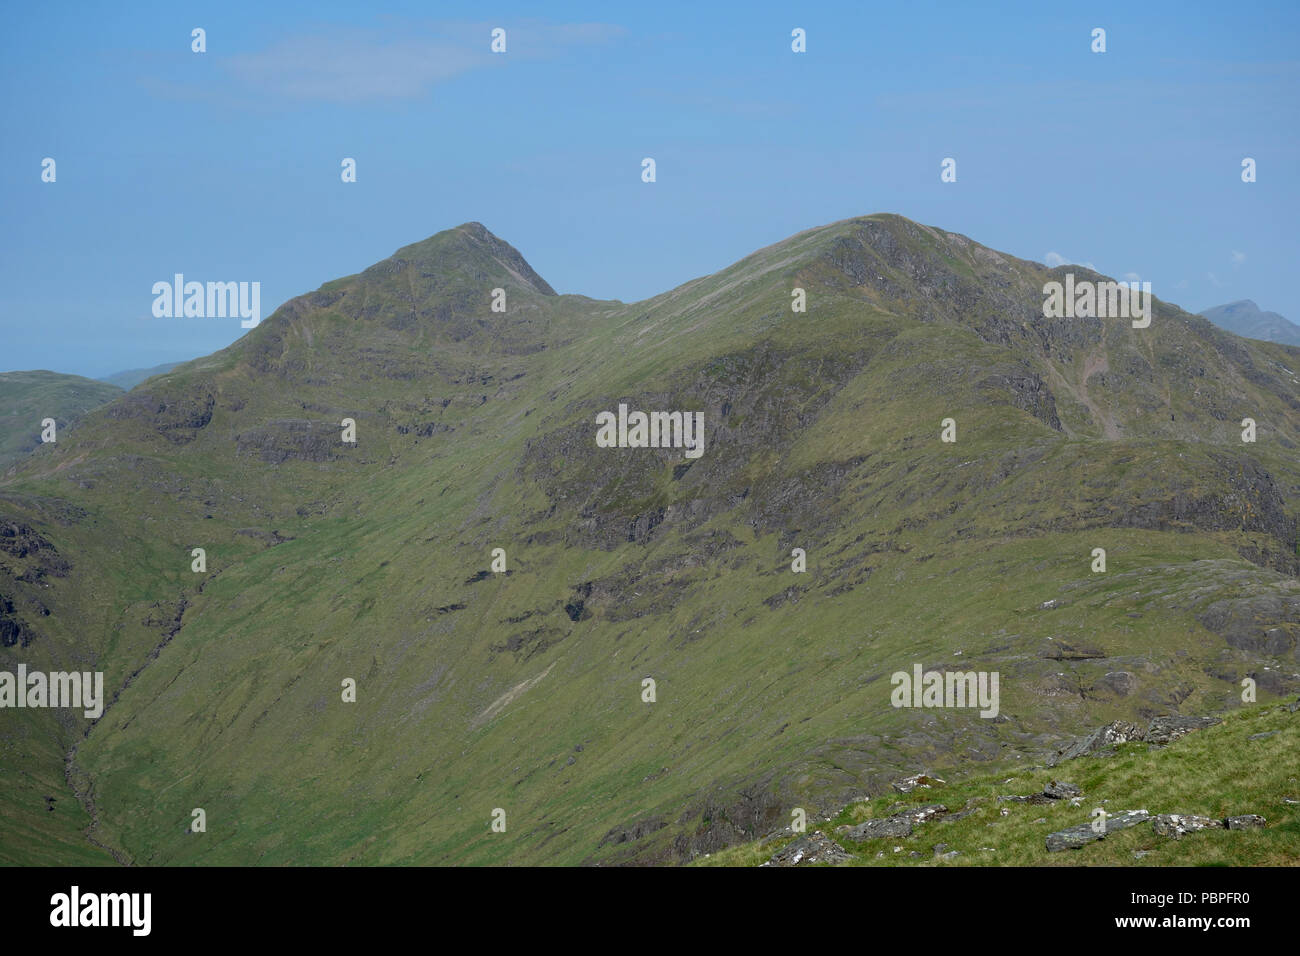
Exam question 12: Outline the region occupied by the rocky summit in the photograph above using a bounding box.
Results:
[3,213,1300,866]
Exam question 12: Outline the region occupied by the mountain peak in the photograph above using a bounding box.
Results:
[1201,299,1300,346]
[385,222,556,297]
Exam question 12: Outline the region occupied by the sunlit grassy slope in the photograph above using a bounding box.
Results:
[700,701,1300,866]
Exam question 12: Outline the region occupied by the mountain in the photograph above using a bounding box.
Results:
[99,362,184,391]
[1201,300,1300,347]
[2,215,1299,866]
[0,371,122,470]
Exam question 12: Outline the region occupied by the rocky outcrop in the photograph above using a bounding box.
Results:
[893,773,945,794]
[107,388,216,443]
[1052,810,1267,849]
[836,803,947,841]
[1225,814,1267,830]
[235,420,345,464]
[1145,715,1221,745]
[1046,810,1150,851]
[1049,715,1221,765]
[1151,814,1223,838]
[1048,720,1145,765]
[762,831,850,866]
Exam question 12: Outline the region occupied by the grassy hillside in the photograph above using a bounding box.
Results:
[2,215,1298,866]
[0,371,122,470]
[701,700,1300,866]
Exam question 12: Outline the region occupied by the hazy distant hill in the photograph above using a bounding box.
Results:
[0,370,121,469]
[1200,300,1300,346]
[99,361,183,390]
[3,215,1299,867]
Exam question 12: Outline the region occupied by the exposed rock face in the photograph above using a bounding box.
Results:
[0,519,69,575]
[1112,455,1298,576]
[1000,780,1082,804]
[107,388,216,443]
[979,371,1062,431]
[1049,714,1222,765]
[1049,720,1145,765]
[893,773,945,794]
[762,831,850,867]
[0,517,73,648]
[0,597,35,648]
[1046,810,1150,851]
[1043,780,1082,799]
[1052,810,1266,848]
[897,803,948,825]
[1096,671,1138,697]
[836,803,947,841]
[1151,814,1224,838]
[1226,814,1267,830]
[1199,594,1300,654]
[598,817,667,848]
[1145,715,1221,745]
[235,420,344,464]
[838,816,914,841]
[998,792,1053,805]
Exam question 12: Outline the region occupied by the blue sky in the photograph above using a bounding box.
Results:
[2,0,1297,378]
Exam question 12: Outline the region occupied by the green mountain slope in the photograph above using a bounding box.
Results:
[0,371,122,471]
[2,215,1298,866]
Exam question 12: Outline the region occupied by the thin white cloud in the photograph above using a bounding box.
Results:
[224,35,481,102]
[221,20,625,103]
[1044,251,1096,270]
[1124,272,1140,282]
[1231,250,1247,266]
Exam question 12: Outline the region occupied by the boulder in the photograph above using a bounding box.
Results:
[893,773,945,794]
[897,803,948,825]
[1043,780,1082,799]
[1046,810,1150,851]
[1151,814,1224,838]
[1096,671,1138,697]
[1225,814,1266,830]
[1049,720,1144,765]
[1145,714,1220,745]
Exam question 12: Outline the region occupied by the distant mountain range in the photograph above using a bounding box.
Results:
[1200,300,1300,346]
[98,361,183,390]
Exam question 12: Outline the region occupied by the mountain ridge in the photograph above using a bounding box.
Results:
[2,212,1299,866]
